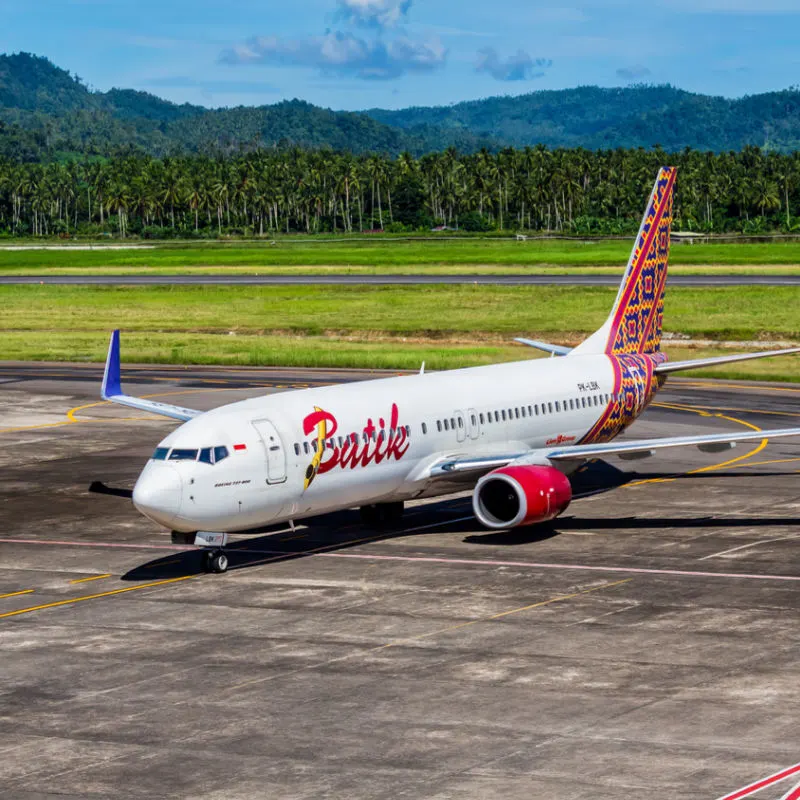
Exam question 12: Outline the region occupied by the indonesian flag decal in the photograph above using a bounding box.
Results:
[233,443,247,451]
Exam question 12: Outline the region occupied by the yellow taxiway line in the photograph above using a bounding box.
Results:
[0,589,35,600]
[227,578,632,691]
[378,578,632,650]
[627,407,768,488]
[0,576,193,620]
[69,573,112,585]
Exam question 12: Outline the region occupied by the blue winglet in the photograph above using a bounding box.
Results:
[101,330,122,399]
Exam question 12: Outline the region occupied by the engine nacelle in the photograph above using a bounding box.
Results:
[472,465,572,529]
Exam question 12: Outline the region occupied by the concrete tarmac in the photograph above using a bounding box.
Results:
[2,273,800,286]
[1,365,799,800]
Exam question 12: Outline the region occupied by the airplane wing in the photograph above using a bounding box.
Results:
[429,426,800,477]
[515,338,572,357]
[101,330,203,422]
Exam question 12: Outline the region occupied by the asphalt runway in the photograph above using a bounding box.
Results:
[1,365,800,800]
[2,273,800,286]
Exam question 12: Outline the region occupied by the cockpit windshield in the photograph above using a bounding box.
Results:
[151,445,230,464]
[169,448,199,461]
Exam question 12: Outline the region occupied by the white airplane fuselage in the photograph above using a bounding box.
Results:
[132,353,652,533]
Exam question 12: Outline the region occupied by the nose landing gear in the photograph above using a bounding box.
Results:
[203,549,229,574]
[171,532,230,575]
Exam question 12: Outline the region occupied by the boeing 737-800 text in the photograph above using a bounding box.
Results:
[101,167,800,573]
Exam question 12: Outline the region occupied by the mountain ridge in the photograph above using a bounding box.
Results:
[1,52,800,160]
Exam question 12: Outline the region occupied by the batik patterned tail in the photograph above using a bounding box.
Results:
[606,167,676,355]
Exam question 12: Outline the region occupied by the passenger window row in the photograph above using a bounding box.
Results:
[416,393,616,436]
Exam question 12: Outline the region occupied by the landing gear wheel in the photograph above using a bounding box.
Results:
[204,550,228,574]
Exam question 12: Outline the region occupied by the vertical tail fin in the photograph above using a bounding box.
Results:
[572,167,676,356]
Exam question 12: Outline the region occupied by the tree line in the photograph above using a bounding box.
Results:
[1,145,799,238]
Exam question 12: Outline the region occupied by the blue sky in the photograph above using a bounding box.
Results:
[1,0,798,111]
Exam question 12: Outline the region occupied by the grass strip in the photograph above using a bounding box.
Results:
[2,332,799,382]
[2,240,800,269]
[2,264,800,277]
[1,284,798,342]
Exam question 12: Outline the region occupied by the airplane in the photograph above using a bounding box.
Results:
[101,167,800,573]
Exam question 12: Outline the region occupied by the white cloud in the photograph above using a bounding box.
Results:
[221,30,446,80]
[475,48,552,81]
[334,0,412,28]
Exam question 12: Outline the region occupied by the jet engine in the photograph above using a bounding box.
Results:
[472,465,572,529]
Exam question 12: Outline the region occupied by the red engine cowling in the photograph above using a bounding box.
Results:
[472,465,572,529]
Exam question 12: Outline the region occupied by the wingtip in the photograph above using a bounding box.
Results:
[101,329,122,399]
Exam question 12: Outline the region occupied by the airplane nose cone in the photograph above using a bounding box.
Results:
[133,464,182,528]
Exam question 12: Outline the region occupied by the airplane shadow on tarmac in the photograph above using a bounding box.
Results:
[118,460,800,582]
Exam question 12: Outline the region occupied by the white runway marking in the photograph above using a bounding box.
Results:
[698,534,800,560]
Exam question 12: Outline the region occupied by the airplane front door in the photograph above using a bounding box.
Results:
[252,419,287,484]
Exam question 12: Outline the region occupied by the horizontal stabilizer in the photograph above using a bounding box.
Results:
[101,330,202,422]
[515,338,572,357]
[655,347,800,374]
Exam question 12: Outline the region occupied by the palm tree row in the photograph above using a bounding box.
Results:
[1,145,799,237]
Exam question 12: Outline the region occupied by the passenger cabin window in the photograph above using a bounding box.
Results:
[457,417,463,429]
[294,443,301,456]
[152,447,169,461]
[471,414,477,426]
[555,401,561,413]
[422,422,428,434]
[479,413,485,424]
[169,448,198,461]
[548,402,554,414]
[437,420,442,432]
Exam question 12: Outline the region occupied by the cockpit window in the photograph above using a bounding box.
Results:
[199,448,213,464]
[169,448,198,461]
[152,447,169,461]
[213,445,229,463]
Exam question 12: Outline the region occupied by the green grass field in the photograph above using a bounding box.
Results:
[2,238,800,272]
[2,284,798,340]
[2,284,799,381]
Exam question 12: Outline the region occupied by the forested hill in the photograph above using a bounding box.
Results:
[2,52,800,161]
[0,53,497,159]
[367,85,800,152]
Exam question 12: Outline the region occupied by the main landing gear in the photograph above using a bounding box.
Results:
[360,501,404,528]
[203,549,229,574]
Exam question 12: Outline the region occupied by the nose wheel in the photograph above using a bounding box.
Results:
[203,549,229,574]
